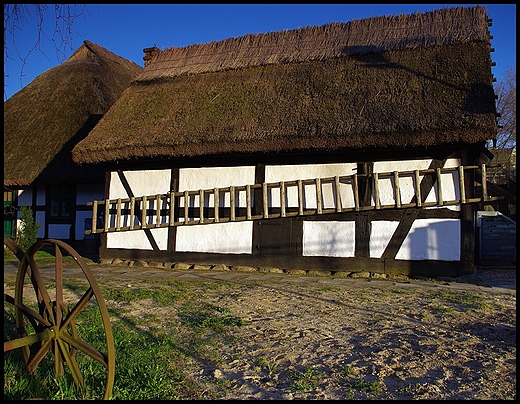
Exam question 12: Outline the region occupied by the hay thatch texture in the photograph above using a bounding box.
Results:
[4,40,142,187]
[72,6,497,164]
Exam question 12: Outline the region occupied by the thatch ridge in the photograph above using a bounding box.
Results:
[137,6,489,81]
[4,40,143,187]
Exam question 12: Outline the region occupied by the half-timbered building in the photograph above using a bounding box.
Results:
[72,6,500,277]
[4,40,142,255]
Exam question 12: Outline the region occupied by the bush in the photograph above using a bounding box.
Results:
[16,206,40,252]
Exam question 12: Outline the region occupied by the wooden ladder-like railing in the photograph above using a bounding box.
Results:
[86,164,499,235]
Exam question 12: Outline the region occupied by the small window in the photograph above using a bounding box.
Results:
[49,185,74,219]
[4,191,15,202]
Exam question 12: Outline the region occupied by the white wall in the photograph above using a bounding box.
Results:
[370,221,400,258]
[105,161,463,261]
[302,221,355,257]
[76,183,104,205]
[373,158,460,210]
[396,219,460,260]
[110,169,172,198]
[106,167,256,253]
[107,227,169,250]
[75,183,105,240]
[176,222,252,253]
[107,169,171,249]
[265,163,358,209]
[48,224,70,239]
[17,188,32,206]
[15,189,46,238]
[176,166,255,253]
[76,211,94,240]
[36,186,46,206]
[35,211,45,238]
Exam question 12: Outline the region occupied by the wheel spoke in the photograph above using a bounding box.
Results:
[61,287,94,328]
[13,302,51,328]
[54,243,64,327]
[60,331,109,367]
[7,238,115,400]
[57,338,84,386]
[26,339,53,373]
[20,255,56,325]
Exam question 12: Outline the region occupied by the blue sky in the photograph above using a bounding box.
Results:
[3,4,516,101]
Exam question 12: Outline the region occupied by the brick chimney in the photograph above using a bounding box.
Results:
[143,45,159,67]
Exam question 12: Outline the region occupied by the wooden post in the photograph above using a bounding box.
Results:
[436,167,443,205]
[280,181,286,217]
[104,199,110,232]
[184,190,189,223]
[130,197,135,230]
[373,172,380,210]
[199,189,204,224]
[169,193,175,226]
[393,171,401,208]
[214,188,220,223]
[414,170,422,207]
[316,177,322,214]
[458,166,466,204]
[116,198,122,231]
[481,164,488,201]
[334,176,342,213]
[263,183,269,218]
[246,185,251,220]
[230,186,236,221]
[141,195,147,229]
[156,194,161,227]
[353,174,359,211]
[298,179,304,215]
[91,200,98,234]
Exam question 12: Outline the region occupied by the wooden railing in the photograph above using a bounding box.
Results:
[86,164,500,234]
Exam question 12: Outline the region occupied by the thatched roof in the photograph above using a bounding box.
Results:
[4,40,142,187]
[72,6,497,165]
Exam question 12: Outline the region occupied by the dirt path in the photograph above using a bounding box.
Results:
[4,264,516,399]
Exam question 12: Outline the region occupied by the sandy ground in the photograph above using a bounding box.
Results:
[170,269,516,400]
[4,265,516,400]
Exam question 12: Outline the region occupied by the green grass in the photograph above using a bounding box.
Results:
[4,248,95,267]
[289,366,325,392]
[4,253,515,400]
[255,356,279,375]
[4,276,245,400]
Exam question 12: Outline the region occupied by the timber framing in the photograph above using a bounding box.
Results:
[88,161,500,277]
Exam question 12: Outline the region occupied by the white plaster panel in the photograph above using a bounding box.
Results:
[76,211,93,240]
[110,169,171,199]
[424,158,460,210]
[107,169,171,241]
[395,218,460,261]
[373,159,432,207]
[48,224,71,239]
[17,189,33,206]
[36,186,46,206]
[76,183,104,205]
[302,221,355,257]
[265,163,357,209]
[370,221,400,258]
[374,158,461,210]
[178,166,255,207]
[107,227,169,250]
[35,211,45,238]
[176,222,253,254]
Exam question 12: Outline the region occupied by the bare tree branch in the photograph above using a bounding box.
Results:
[4,4,88,99]
[490,64,516,183]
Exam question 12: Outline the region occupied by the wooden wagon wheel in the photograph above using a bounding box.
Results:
[4,237,115,400]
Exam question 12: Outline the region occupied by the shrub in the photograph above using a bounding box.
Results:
[16,206,40,252]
